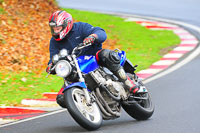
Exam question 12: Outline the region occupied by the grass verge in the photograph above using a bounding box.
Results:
[0,72,63,106]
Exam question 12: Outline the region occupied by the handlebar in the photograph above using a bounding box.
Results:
[71,43,92,55]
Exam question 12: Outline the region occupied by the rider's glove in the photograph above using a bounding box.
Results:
[83,34,98,46]
[46,63,56,74]
[46,63,52,73]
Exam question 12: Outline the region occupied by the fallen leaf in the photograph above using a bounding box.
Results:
[21,77,27,82]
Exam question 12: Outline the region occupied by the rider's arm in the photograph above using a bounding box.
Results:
[48,38,60,65]
[80,22,107,43]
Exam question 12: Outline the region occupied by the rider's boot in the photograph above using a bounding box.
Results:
[56,87,67,108]
[95,49,140,94]
[113,67,140,94]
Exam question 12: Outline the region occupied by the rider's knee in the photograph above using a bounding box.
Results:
[96,49,121,71]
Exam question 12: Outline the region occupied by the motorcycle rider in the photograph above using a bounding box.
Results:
[46,10,140,108]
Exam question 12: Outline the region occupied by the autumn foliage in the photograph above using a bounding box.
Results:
[0,0,59,73]
[0,0,119,74]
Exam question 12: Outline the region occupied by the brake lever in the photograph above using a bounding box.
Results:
[46,72,51,78]
[46,65,56,78]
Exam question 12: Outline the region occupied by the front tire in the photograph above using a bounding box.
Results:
[64,87,102,131]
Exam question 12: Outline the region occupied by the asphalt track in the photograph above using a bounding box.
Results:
[1,0,200,133]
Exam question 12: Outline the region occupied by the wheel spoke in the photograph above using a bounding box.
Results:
[71,88,101,123]
[73,91,95,118]
[84,111,93,121]
[74,93,84,112]
[74,93,82,103]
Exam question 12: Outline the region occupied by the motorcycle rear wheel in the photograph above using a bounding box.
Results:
[122,73,154,120]
[64,87,102,131]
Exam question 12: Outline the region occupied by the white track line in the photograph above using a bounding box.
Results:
[0,109,66,128]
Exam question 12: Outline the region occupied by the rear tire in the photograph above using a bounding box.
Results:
[122,92,154,120]
[64,87,102,131]
[122,73,154,120]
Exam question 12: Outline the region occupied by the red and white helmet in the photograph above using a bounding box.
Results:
[49,10,73,41]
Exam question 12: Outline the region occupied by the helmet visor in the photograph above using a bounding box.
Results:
[51,26,63,35]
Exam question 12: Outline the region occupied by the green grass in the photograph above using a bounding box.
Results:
[0,72,63,106]
[0,9,180,106]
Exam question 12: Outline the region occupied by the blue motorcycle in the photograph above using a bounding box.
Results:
[47,44,154,131]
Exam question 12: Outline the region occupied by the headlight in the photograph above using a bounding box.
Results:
[55,60,72,78]
[52,54,59,64]
[59,49,68,58]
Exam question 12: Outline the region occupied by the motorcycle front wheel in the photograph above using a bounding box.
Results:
[64,87,102,131]
[122,73,154,120]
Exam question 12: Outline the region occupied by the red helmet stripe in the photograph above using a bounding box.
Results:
[57,12,65,25]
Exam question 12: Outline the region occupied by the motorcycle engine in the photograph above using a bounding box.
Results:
[105,79,127,99]
[89,69,128,100]
[85,68,128,119]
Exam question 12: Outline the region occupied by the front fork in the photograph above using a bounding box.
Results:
[72,55,91,104]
